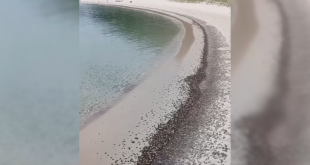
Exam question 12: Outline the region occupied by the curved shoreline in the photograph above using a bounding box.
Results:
[111,5,195,61]
[79,4,193,130]
[137,13,209,164]
[80,1,230,165]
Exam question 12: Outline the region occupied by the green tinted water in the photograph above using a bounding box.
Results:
[80,4,182,117]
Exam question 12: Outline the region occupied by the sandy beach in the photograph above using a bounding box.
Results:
[80,0,230,164]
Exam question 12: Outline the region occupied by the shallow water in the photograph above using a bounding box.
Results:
[79,4,182,118]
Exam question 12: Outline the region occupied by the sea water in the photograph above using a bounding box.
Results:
[79,4,182,119]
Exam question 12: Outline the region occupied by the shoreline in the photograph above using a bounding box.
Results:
[79,4,189,130]
[80,0,230,164]
[137,14,209,164]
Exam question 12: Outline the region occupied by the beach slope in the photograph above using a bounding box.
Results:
[80,1,230,164]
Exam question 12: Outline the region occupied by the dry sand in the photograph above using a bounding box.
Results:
[80,0,230,164]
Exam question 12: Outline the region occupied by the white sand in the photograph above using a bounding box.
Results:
[79,1,230,164]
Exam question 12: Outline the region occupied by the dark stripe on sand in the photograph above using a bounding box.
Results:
[135,12,209,165]
[241,0,291,165]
